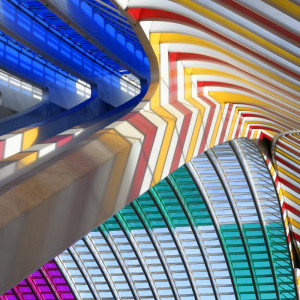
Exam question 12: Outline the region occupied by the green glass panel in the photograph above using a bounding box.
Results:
[85,162,295,300]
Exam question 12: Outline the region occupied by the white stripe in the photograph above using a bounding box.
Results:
[161,103,185,179]
[160,43,170,106]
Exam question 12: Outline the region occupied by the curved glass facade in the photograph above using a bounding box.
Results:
[2,139,295,300]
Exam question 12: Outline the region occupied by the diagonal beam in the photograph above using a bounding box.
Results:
[130,200,180,300]
[148,187,201,300]
[83,235,120,300]
[185,161,239,300]
[114,212,160,300]
[98,224,139,300]
[205,148,259,300]
[54,257,82,300]
[166,175,221,300]
[68,246,102,300]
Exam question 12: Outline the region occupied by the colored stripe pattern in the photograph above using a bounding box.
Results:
[6,138,294,300]
[2,1,300,296]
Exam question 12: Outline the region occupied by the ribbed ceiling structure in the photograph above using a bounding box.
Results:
[14,0,143,74]
[3,139,295,300]
[1,0,300,297]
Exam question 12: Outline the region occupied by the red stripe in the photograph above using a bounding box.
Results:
[42,135,71,144]
[235,113,244,139]
[169,52,178,103]
[57,135,72,147]
[247,128,252,138]
[218,0,300,44]
[275,155,300,174]
[249,126,280,133]
[279,178,300,194]
[282,201,286,214]
[284,134,300,146]
[127,8,300,81]
[198,95,216,154]
[275,175,279,188]
[218,103,233,144]
[292,232,300,243]
[119,112,139,121]
[277,141,300,157]
[0,140,4,160]
[286,203,300,218]
[127,114,157,202]
[180,54,299,106]
[241,113,291,130]
[248,105,300,128]
[170,104,193,173]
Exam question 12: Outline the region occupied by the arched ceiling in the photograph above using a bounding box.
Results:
[4,138,294,300]
[1,0,300,296]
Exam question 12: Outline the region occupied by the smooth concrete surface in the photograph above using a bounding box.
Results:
[0,124,134,295]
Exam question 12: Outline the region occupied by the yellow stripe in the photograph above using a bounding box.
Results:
[183,69,207,161]
[278,166,300,185]
[289,217,300,231]
[281,137,300,151]
[279,188,283,201]
[151,106,177,186]
[276,148,300,165]
[159,33,300,94]
[174,0,300,65]
[210,92,300,123]
[283,190,300,206]
[227,106,239,140]
[150,33,161,109]
[253,129,259,140]
[192,67,300,106]
[265,0,300,19]
[285,215,289,229]
[209,103,224,148]
[22,128,39,151]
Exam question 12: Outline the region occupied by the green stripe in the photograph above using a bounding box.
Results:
[87,165,295,300]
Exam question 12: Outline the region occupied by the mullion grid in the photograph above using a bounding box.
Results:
[118,205,165,300]
[58,251,92,300]
[131,195,179,300]
[193,154,255,300]
[214,144,276,298]
[104,217,154,299]
[238,138,296,298]
[138,193,197,300]
[89,229,134,299]
[172,167,235,299]
[72,238,113,300]
[30,270,54,300]
[154,181,208,299]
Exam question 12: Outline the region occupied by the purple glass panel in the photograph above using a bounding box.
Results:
[1,260,74,300]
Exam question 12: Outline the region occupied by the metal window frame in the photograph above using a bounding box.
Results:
[185,161,239,300]
[54,256,82,300]
[83,235,120,300]
[205,148,260,300]
[148,187,201,300]
[166,175,221,300]
[130,200,180,300]
[98,224,139,300]
[68,246,101,300]
[230,139,281,300]
[114,212,160,300]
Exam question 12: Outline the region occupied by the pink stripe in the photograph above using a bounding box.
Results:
[218,103,233,144]
[198,95,216,154]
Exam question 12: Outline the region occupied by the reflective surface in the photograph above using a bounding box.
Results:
[4,139,294,300]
